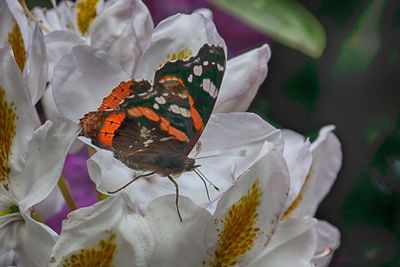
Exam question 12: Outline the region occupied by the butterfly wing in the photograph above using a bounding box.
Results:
[152,44,226,154]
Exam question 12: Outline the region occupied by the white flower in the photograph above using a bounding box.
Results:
[51,11,273,212]
[0,46,79,266]
[281,125,342,266]
[0,0,48,105]
[48,193,155,267]
[32,0,153,77]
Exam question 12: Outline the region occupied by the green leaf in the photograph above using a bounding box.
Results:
[333,0,386,77]
[207,0,326,58]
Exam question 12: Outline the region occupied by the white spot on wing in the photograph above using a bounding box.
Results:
[202,78,218,98]
[217,64,224,71]
[203,61,209,66]
[188,74,193,83]
[160,137,174,142]
[143,139,154,147]
[153,103,159,110]
[155,96,166,104]
[169,104,180,114]
[193,65,202,76]
[178,93,188,99]
[180,107,191,118]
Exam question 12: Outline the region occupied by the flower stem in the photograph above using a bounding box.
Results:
[58,175,78,211]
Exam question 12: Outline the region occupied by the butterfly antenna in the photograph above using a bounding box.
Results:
[167,175,182,222]
[108,171,155,194]
[193,168,211,201]
[195,167,219,191]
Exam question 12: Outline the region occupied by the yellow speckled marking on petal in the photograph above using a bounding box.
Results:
[8,23,26,71]
[206,179,262,267]
[0,87,17,187]
[159,48,193,67]
[76,0,99,35]
[62,233,118,267]
[283,170,312,219]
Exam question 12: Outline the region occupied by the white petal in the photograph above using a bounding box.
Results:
[52,45,129,122]
[24,24,48,104]
[294,125,342,217]
[248,218,318,267]
[12,118,80,209]
[4,0,30,48]
[41,84,59,121]
[0,1,15,46]
[49,194,155,267]
[0,215,22,266]
[263,217,317,254]
[135,12,226,81]
[32,7,64,32]
[34,186,64,220]
[87,148,135,194]
[312,220,340,267]
[0,185,16,210]
[282,129,312,212]
[16,212,57,267]
[204,150,290,266]
[90,0,153,75]
[44,30,84,81]
[0,46,34,177]
[214,44,271,113]
[145,195,211,267]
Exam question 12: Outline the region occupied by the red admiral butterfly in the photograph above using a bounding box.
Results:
[80,44,226,219]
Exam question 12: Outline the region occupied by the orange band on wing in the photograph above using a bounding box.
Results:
[99,80,134,111]
[159,75,186,87]
[98,112,126,147]
[188,95,204,131]
[128,106,188,142]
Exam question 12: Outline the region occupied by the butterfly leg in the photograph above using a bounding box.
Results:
[108,171,156,194]
[167,175,182,222]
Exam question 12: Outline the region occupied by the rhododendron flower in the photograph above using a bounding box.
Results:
[0,46,79,266]
[51,12,273,212]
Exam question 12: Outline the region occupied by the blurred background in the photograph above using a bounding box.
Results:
[28,0,400,266]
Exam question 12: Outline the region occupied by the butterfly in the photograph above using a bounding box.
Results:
[79,44,226,220]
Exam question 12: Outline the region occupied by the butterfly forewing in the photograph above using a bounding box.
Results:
[153,44,226,153]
